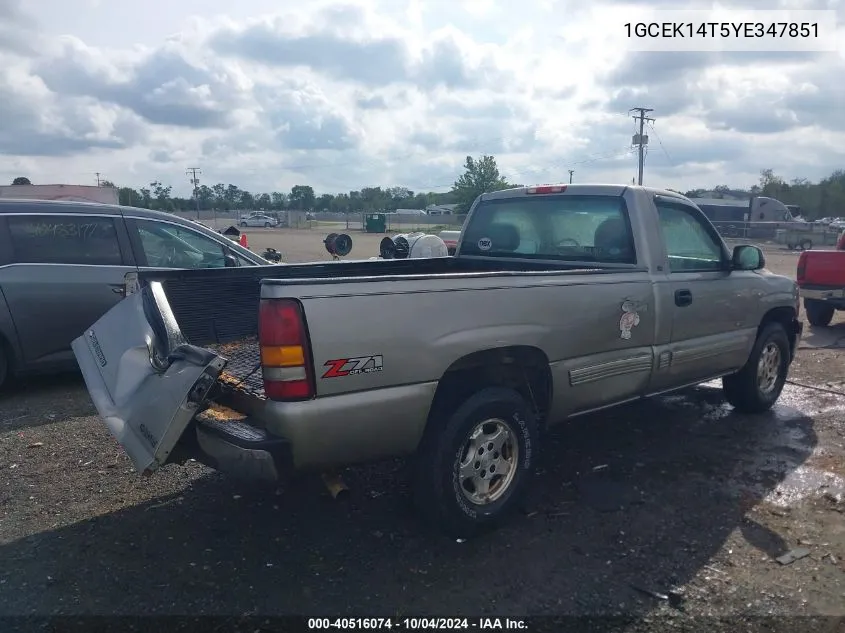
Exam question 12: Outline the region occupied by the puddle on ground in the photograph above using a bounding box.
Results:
[760,465,845,508]
[665,381,845,509]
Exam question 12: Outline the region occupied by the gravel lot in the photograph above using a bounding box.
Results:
[1,231,844,632]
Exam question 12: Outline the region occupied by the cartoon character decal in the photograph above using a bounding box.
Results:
[619,300,642,340]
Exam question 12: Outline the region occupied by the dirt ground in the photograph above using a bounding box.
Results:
[1,232,844,632]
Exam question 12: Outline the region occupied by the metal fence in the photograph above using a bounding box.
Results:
[170,209,464,233]
[313,212,464,232]
[711,220,843,252]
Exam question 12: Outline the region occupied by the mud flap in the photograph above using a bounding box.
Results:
[71,281,226,475]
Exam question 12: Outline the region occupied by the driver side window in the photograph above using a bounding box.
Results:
[135,219,229,269]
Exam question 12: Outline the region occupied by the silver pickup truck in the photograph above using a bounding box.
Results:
[73,184,803,537]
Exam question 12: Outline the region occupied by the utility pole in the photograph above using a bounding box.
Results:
[186,167,202,220]
[629,107,654,185]
[568,170,574,184]
[95,172,101,186]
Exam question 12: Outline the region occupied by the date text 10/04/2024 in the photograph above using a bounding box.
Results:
[307,618,528,630]
[624,22,819,38]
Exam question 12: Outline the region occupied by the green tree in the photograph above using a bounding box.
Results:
[138,186,152,208]
[331,192,350,213]
[149,180,173,211]
[289,185,315,211]
[360,186,386,210]
[271,191,287,210]
[197,185,214,209]
[224,184,241,209]
[451,155,511,214]
[118,187,142,207]
[256,193,272,210]
[211,183,226,210]
[11,176,31,185]
[316,194,334,211]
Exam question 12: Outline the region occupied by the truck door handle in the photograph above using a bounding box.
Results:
[675,289,692,307]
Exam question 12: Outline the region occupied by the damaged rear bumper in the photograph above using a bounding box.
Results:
[191,406,292,482]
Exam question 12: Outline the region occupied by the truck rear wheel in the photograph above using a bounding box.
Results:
[804,299,834,327]
[722,322,790,414]
[413,387,539,538]
[0,346,8,390]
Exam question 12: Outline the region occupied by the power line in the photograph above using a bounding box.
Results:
[647,121,673,166]
[186,167,202,220]
[629,107,654,186]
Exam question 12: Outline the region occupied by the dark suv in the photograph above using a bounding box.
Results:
[0,199,268,389]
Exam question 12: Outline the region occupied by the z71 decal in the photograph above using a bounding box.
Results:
[322,355,384,378]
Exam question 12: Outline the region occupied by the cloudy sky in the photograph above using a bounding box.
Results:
[0,0,842,197]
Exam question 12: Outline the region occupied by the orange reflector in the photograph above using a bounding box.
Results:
[260,345,305,367]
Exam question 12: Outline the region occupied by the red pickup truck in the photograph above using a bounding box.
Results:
[797,230,845,326]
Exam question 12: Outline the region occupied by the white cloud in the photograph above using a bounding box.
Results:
[0,0,842,195]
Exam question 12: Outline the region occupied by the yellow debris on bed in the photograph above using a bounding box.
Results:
[198,402,248,423]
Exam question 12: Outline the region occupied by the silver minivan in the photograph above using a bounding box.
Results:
[0,199,268,389]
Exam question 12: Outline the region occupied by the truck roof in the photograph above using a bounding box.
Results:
[479,184,690,202]
[0,197,175,221]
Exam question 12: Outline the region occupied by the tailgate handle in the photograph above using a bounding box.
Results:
[674,289,692,307]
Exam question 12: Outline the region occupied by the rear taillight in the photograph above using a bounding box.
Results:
[258,299,314,400]
[796,251,807,285]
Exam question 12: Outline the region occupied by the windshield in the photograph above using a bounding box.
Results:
[460,194,636,264]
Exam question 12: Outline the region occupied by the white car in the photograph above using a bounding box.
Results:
[240,214,278,228]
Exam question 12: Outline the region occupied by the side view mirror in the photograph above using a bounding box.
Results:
[224,253,238,268]
[731,244,765,271]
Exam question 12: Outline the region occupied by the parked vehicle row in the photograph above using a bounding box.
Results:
[240,213,279,228]
[73,184,802,537]
[0,200,268,388]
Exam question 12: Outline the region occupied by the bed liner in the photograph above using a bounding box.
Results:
[206,337,265,399]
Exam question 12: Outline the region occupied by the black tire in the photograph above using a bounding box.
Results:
[239,221,247,227]
[413,386,539,538]
[0,345,8,390]
[722,322,791,414]
[264,222,271,228]
[804,299,834,327]
[800,239,813,250]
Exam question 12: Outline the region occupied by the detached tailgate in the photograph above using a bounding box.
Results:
[71,282,226,474]
[800,250,845,287]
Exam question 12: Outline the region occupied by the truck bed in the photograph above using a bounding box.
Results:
[138,257,601,398]
[206,337,265,399]
[800,250,845,287]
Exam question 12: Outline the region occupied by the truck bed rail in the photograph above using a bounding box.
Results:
[140,258,588,399]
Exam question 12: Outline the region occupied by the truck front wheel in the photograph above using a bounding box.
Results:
[413,387,539,538]
[722,322,790,414]
[804,299,834,327]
